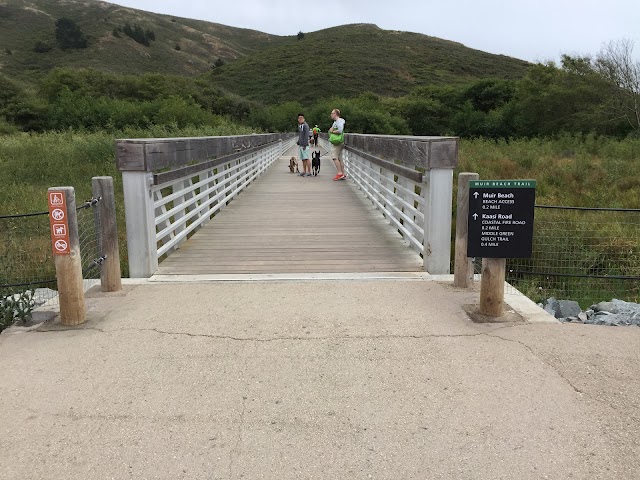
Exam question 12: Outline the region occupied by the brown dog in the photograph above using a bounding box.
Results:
[289,156,300,173]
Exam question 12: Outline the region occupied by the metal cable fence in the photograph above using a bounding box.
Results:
[1,196,104,329]
[77,198,104,291]
[475,206,640,308]
[0,210,58,315]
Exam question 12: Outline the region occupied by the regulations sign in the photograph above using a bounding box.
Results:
[48,191,71,256]
[467,180,536,259]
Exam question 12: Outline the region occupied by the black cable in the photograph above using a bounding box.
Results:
[0,278,57,289]
[0,211,49,219]
[509,270,640,281]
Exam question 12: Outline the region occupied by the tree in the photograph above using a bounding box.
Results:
[594,39,640,134]
[214,58,225,68]
[55,17,88,50]
[122,23,155,46]
[297,31,305,40]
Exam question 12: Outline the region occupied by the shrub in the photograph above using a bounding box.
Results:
[33,41,53,53]
[55,17,88,50]
[122,23,155,46]
[1,289,35,331]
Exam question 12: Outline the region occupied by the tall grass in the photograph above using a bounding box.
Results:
[0,122,256,278]
[458,134,640,208]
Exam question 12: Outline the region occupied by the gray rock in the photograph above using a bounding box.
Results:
[558,300,581,319]
[593,301,618,314]
[578,312,588,323]
[544,297,560,317]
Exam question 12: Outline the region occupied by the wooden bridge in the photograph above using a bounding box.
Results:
[115,133,458,279]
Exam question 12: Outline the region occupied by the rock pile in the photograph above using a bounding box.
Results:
[541,297,640,326]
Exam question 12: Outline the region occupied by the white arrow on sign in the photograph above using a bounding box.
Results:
[473,192,479,198]
[472,213,478,220]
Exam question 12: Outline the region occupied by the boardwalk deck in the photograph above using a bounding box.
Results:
[153,146,423,275]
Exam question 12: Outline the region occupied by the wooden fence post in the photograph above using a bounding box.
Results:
[480,258,506,316]
[92,177,122,292]
[454,172,479,287]
[48,187,86,326]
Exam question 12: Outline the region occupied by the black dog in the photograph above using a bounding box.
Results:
[311,151,321,176]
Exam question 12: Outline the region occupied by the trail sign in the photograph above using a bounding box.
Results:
[467,180,536,258]
[48,190,71,255]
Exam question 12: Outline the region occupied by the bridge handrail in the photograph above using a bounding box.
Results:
[116,134,296,277]
[320,133,459,274]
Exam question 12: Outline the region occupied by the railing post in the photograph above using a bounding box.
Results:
[48,186,86,325]
[92,176,122,292]
[122,171,157,278]
[423,168,454,274]
[454,173,479,287]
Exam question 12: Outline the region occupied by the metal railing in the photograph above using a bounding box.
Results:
[319,134,459,274]
[117,134,296,277]
[153,141,289,258]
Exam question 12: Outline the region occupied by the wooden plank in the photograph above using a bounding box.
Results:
[151,151,423,276]
[153,142,279,186]
[345,134,459,170]
[115,141,145,171]
[115,134,294,172]
[345,146,423,183]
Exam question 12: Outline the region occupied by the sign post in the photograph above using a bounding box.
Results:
[467,180,536,316]
[48,187,86,326]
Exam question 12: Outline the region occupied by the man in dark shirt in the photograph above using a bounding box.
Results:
[297,113,312,177]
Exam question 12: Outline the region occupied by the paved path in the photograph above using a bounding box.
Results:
[154,145,422,276]
[1,280,639,479]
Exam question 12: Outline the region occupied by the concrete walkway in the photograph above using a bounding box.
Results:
[1,279,639,479]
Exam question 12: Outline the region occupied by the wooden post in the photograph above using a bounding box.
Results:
[480,258,506,316]
[48,187,86,326]
[423,168,454,274]
[454,172,479,287]
[92,177,122,292]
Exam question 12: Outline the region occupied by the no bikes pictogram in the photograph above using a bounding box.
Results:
[54,239,68,252]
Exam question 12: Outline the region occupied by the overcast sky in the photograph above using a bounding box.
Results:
[110,0,640,62]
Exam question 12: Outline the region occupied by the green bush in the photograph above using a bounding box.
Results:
[55,17,88,50]
[1,289,35,331]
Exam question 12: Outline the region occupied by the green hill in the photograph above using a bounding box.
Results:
[210,24,531,103]
[0,0,289,81]
[1,1,530,102]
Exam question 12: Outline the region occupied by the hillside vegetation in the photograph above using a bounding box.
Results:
[0,0,288,81]
[1,1,529,98]
[210,24,530,103]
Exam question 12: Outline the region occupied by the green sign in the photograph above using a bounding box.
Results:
[469,180,537,189]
